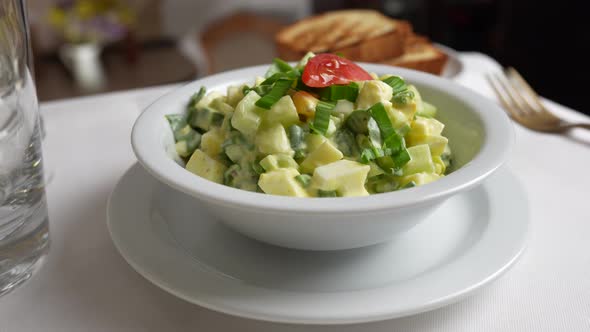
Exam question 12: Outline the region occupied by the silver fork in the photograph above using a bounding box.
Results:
[486,67,590,132]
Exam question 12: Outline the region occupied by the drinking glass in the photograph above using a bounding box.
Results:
[0,0,50,296]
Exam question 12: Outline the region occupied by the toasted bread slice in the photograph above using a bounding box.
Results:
[276,10,412,62]
[381,39,448,75]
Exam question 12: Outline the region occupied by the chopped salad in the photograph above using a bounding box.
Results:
[166,53,452,197]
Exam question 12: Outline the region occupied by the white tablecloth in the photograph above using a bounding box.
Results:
[1,53,589,331]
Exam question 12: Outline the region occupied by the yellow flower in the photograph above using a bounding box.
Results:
[75,0,97,20]
[47,8,66,28]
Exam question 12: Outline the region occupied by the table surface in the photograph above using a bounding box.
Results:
[1,53,589,332]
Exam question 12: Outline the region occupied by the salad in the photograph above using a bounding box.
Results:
[166,53,452,197]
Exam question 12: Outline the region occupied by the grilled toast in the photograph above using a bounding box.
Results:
[276,10,448,75]
[276,10,412,62]
[381,36,448,75]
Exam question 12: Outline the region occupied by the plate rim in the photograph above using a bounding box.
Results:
[107,164,529,325]
[434,43,464,79]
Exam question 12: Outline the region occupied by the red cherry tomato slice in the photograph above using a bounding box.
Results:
[302,53,373,88]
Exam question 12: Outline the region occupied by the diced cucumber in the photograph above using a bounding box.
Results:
[393,85,420,120]
[399,172,441,187]
[300,141,343,174]
[258,168,309,197]
[333,99,355,116]
[383,101,411,129]
[312,159,370,197]
[231,91,264,139]
[175,141,189,158]
[296,51,315,69]
[224,144,244,163]
[186,149,227,184]
[263,95,299,128]
[260,154,298,172]
[417,101,437,118]
[255,124,293,155]
[170,122,201,158]
[368,162,385,178]
[356,80,393,110]
[305,133,327,153]
[211,98,234,114]
[402,144,435,175]
[189,107,224,131]
[227,85,246,107]
[200,129,225,159]
[433,155,446,175]
[195,91,223,111]
[325,118,338,137]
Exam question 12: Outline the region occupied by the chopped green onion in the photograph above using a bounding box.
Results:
[367,117,382,148]
[368,102,408,157]
[187,87,206,108]
[261,72,285,86]
[402,181,417,189]
[360,149,376,164]
[396,124,411,137]
[381,76,407,94]
[255,79,295,109]
[224,164,241,187]
[295,174,312,188]
[293,149,306,161]
[381,76,415,105]
[393,148,411,169]
[392,90,415,105]
[368,103,395,138]
[383,133,404,155]
[264,58,296,78]
[288,124,305,149]
[360,147,384,164]
[273,58,294,73]
[165,114,187,134]
[373,179,398,193]
[345,110,371,134]
[318,82,359,102]
[309,101,334,135]
[318,189,338,197]
[251,162,265,175]
[333,129,357,157]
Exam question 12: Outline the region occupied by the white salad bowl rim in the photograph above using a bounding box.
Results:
[132,63,513,214]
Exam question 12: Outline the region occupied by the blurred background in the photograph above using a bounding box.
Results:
[27,0,588,114]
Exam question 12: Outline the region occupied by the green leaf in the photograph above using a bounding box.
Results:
[309,101,334,135]
[255,79,295,109]
[295,174,312,188]
[187,87,206,108]
[318,82,359,102]
[318,189,338,197]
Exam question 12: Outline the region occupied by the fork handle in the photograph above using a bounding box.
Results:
[563,123,590,131]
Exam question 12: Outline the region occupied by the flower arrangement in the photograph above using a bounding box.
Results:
[48,0,135,44]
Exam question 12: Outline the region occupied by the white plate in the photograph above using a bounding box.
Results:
[436,44,464,79]
[107,164,528,325]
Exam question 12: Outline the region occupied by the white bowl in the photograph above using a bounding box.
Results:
[132,64,513,250]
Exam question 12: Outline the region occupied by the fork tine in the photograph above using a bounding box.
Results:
[505,67,547,112]
[486,73,523,120]
[494,72,537,115]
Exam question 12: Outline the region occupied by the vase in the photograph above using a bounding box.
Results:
[59,43,106,92]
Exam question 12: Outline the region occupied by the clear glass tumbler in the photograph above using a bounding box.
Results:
[0,0,50,296]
